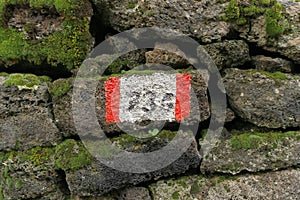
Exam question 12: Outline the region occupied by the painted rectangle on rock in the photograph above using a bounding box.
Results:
[105,73,191,123]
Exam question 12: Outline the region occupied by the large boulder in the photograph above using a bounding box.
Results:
[200,131,300,174]
[203,40,251,70]
[149,168,300,200]
[94,0,230,43]
[224,69,300,129]
[252,55,294,73]
[64,130,201,196]
[0,74,61,151]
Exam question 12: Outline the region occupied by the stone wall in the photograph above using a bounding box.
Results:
[0,0,299,199]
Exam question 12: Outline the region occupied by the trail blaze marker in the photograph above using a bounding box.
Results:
[105,73,191,123]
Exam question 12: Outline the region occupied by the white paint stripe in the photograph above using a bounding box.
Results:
[119,73,177,123]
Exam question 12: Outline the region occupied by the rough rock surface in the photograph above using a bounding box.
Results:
[0,0,94,69]
[234,1,300,64]
[264,1,300,64]
[95,0,230,43]
[65,131,201,196]
[49,78,76,137]
[50,70,210,135]
[252,55,294,73]
[146,48,190,69]
[149,168,300,200]
[203,40,251,70]
[0,148,66,200]
[200,131,300,175]
[224,69,300,129]
[0,78,61,151]
[94,70,210,134]
[117,187,151,200]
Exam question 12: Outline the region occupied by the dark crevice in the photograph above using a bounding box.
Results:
[56,169,71,196]
[0,61,72,80]
[63,134,82,142]
[195,119,210,150]
[293,63,300,73]
[88,0,118,46]
[134,166,202,189]
[148,187,155,200]
[248,42,286,59]
[206,165,300,177]
[225,114,299,134]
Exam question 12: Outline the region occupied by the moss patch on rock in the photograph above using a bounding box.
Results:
[231,131,300,149]
[18,146,54,165]
[55,139,93,171]
[223,0,289,38]
[3,73,51,88]
[248,70,288,80]
[0,0,93,69]
[0,72,8,77]
[48,78,72,101]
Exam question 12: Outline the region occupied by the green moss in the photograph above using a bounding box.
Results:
[171,191,179,199]
[223,184,231,192]
[0,0,92,69]
[0,152,14,199]
[236,17,247,25]
[106,58,133,75]
[223,162,243,171]
[49,78,72,101]
[127,0,138,9]
[55,139,93,171]
[85,140,121,158]
[231,131,300,149]
[261,71,288,80]
[224,0,288,38]
[18,146,54,165]
[3,73,51,88]
[0,72,8,77]
[225,0,240,20]
[249,70,288,80]
[265,3,287,38]
[113,130,178,148]
[190,181,201,194]
[201,129,208,139]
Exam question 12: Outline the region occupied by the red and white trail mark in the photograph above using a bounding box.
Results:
[105,73,191,123]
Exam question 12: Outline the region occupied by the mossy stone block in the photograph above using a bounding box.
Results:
[0,0,94,70]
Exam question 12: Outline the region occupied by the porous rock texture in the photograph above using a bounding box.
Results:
[0,0,94,70]
[200,131,300,175]
[94,0,230,43]
[203,40,251,70]
[252,55,294,73]
[149,168,300,200]
[224,69,300,129]
[0,0,300,199]
[0,76,61,151]
[65,131,201,196]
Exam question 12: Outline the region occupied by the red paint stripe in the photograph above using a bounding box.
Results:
[175,74,191,121]
[105,77,120,122]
